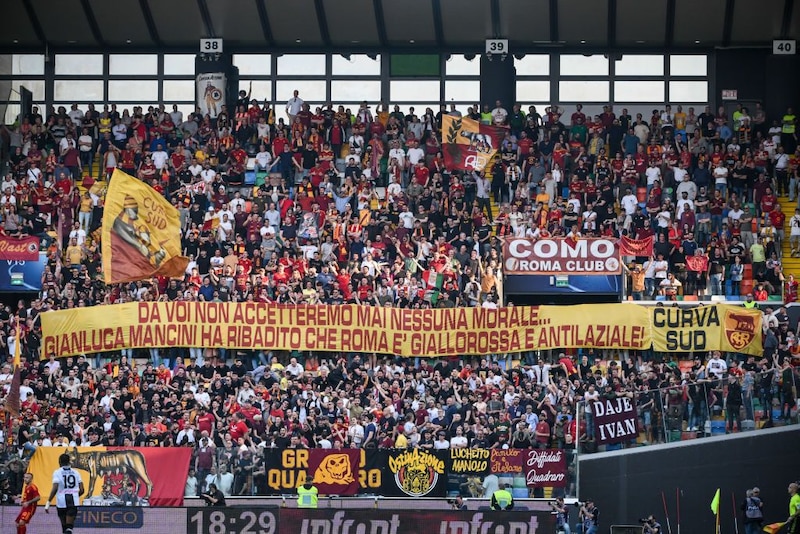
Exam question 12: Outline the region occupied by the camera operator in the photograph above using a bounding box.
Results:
[639,515,661,534]
[577,498,599,534]
[550,497,571,533]
[450,495,467,511]
[201,483,226,507]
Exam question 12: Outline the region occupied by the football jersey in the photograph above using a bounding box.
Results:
[22,482,39,510]
[53,466,83,508]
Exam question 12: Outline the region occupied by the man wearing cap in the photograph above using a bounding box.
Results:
[577,498,599,534]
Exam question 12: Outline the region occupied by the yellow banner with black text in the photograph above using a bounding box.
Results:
[39,302,761,358]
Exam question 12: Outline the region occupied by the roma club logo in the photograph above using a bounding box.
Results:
[388,449,444,497]
[724,309,757,350]
[313,453,355,486]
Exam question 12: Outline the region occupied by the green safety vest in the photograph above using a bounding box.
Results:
[493,489,512,510]
[782,114,796,134]
[481,112,493,125]
[297,485,318,508]
[743,300,757,308]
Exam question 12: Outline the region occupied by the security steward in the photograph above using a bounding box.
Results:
[490,483,514,511]
[297,475,319,508]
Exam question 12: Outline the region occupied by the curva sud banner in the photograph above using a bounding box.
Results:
[28,446,193,506]
[40,303,763,357]
[592,397,639,445]
[503,237,622,276]
[279,509,557,534]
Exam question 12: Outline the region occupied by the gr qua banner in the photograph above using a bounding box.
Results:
[28,447,192,506]
[591,397,639,445]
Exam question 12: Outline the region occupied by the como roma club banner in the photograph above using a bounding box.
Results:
[28,447,192,506]
[503,237,622,276]
[442,115,505,172]
[40,302,762,358]
[196,72,226,119]
[101,169,188,284]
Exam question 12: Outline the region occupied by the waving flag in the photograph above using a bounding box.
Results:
[620,235,654,257]
[102,169,188,284]
[442,115,505,172]
[686,255,709,272]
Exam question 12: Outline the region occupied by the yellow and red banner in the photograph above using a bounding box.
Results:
[29,446,192,507]
[40,302,761,358]
[102,169,188,284]
[651,305,762,355]
[442,115,505,171]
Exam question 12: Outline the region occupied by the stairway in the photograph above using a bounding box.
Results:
[778,195,800,277]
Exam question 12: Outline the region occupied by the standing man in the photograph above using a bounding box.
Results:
[286,90,304,124]
[16,472,40,534]
[297,475,318,508]
[741,487,763,534]
[45,453,84,534]
[787,481,800,533]
[490,483,514,510]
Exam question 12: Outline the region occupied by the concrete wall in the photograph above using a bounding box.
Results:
[578,425,800,532]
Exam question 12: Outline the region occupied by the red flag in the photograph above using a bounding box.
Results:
[620,235,654,256]
[308,449,360,495]
[686,255,709,272]
[202,217,220,232]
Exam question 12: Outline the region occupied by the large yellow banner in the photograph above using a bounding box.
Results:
[40,302,761,358]
[650,305,762,355]
[101,169,188,284]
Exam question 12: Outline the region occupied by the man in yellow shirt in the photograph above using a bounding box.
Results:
[788,482,800,533]
[65,237,84,267]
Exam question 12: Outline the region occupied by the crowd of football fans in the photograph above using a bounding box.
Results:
[0,95,797,498]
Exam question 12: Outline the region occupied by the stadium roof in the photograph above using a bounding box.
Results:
[2,0,797,51]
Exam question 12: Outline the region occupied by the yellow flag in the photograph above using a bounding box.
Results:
[101,169,188,284]
[710,488,720,515]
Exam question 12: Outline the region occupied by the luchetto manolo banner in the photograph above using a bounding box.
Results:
[39,303,761,358]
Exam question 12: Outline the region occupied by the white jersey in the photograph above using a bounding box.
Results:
[53,466,83,508]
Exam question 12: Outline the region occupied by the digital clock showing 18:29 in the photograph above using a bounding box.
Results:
[187,508,278,534]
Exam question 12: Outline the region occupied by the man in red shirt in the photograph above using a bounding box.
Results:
[16,472,40,534]
[229,412,250,441]
[770,204,786,250]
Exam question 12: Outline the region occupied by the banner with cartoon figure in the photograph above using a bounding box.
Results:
[381,449,447,497]
[196,72,226,119]
[28,447,192,507]
[308,449,360,495]
[442,115,505,171]
[263,449,383,495]
[101,169,188,284]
